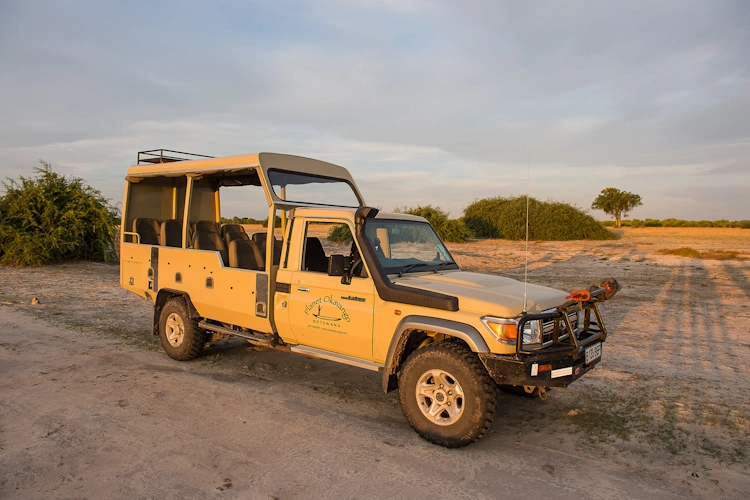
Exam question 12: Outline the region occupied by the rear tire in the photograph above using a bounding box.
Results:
[158,297,207,361]
[398,342,496,448]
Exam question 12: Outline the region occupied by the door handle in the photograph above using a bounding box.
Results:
[297,287,310,292]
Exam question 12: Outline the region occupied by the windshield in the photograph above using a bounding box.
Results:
[363,220,458,275]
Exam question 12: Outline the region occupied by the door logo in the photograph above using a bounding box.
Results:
[304,295,351,326]
[311,304,341,322]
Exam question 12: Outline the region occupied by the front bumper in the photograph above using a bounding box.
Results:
[479,280,618,388]
[479,334,603,388]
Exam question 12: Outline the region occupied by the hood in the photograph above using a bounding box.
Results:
[391,271,568,318]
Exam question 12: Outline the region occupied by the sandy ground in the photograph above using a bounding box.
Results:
[0,228,748,499]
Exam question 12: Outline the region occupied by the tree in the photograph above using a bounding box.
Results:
[0,161,119,265]
[591,188,643,228]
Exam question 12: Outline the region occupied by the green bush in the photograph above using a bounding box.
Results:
[395,205,473,242]
[261,217,282,228]
[220,216,266,225]
[326,205,472,244]
[328,224,353,242]
[0,161,119,265]
[464,196,615,241]
[219,216,283,228]
[603,218,750,229]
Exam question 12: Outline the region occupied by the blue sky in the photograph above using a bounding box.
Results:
[1,0,748,220]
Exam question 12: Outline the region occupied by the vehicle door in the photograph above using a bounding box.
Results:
[287,220,375,359]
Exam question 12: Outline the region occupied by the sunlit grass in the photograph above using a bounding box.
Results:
[658,247,746,260]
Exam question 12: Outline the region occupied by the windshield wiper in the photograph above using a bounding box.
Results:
[433,261,458,272]
[398,263,430,277]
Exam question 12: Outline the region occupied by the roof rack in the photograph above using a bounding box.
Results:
[137,149,214,165]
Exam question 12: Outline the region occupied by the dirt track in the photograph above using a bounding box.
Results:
[1,228,749,499]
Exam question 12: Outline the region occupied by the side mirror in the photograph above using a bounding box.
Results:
[327,254,347,277]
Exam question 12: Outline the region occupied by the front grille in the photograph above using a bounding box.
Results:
[541,310,578,345]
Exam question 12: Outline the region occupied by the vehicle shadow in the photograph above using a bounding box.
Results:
[721,261,750,301]
[643,261,737,375]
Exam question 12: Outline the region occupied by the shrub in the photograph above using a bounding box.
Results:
[328,224,352,242]
[0,161,119,265]
[606,218,750,229]
[220,216,266,225]
[658,247,701,258]
[658,247,746,261]
[632,219,646,228]
[395,205,473,242]
[464,196,615,241]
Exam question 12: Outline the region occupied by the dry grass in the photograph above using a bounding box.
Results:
[3,226,750,484]
[658,247,746,261]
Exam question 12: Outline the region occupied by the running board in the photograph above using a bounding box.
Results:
[289,345,383,372]
[198,320,274,345]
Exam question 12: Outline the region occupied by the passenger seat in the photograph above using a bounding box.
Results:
[224,228,250,248]
[220,224,244,238]
[228,239,264,271]
[160,219,183,247]
[192,220,221,234]
[133,218,160,245]
[192,231,228,265]
[252,232,282,265]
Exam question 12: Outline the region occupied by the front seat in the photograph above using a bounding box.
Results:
[304,237,328,273]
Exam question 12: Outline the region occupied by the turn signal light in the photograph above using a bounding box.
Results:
[538,364,552,372]
[482,318,518,341]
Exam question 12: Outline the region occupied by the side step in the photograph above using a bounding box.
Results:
[289,345,383,372]
[198,320,274,346]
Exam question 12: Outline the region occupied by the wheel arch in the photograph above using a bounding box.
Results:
[382,316,490,393]
[153,289,200,336]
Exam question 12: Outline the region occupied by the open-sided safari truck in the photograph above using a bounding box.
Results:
[120,149,620,447]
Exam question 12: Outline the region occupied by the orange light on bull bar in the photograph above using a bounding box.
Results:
[538,364,552,372]
[481,317,518,341]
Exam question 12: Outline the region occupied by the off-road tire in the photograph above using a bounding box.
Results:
[398,342,496,448]
[158,297,207,361]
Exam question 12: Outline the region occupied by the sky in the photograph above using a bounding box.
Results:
[0,0,748,220]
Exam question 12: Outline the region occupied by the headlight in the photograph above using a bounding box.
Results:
[482,317,544,345]
[522,320,542,344]
[485,311,580,347]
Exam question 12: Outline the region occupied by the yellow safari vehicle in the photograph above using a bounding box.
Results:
[120,149,620,447]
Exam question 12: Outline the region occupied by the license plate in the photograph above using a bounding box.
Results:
[585,342,602,364]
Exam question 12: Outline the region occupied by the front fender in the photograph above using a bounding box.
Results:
[381,316,489,393]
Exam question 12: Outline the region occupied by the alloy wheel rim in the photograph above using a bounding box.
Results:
[415,368,465,426]
[165,313,185,347]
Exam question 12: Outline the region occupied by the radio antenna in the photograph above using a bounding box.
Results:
[522,143,530,314]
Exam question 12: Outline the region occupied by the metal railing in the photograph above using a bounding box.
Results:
[137,149,214,165]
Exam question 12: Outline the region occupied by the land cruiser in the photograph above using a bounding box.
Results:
[120,149,619,447]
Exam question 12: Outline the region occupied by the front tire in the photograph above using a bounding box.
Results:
[159,297,207,361]
[398,342,496,448]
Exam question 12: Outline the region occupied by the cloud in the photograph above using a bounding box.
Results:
[0,0,748,219]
